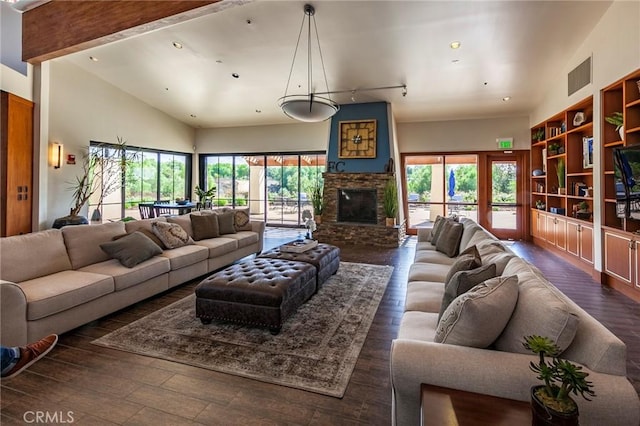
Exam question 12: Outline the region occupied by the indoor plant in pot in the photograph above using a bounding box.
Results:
[310,181,324,224]
[523,335,595,426]
[383,178,398,227]
[556,158,565,195]
[605,112,624,141]
[54,137,134,228]
[195,184,216,210]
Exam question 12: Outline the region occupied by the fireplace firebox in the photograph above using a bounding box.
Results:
[337,188,377,224]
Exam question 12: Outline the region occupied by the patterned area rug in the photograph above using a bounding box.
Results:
[92,262,393,398]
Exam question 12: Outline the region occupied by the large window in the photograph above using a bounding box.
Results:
[89,142,191,221]
[200,153,325,226]
[404,154,478,229]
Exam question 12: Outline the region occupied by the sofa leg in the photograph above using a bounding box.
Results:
[269,327,280,335]
[200,318,212,325]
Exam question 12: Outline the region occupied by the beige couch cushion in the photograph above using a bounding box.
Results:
[494,270,579,354]
[397,311,439,341]
[0,229,72,282]
[62,222,126,269]
[414,250,457,265]
[408,263,452,283]
[79,257,170,291]
[124,217,167,233]
[193,237,239,258]
[223,231,259,248]
[415,241,437,251]
[435,275,519,348]
[159,244,209,270]
[18,270,114,320]
[405,281,445,313]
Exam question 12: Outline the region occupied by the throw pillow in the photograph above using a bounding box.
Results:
[233,208,252,231]
[217,211,236,235]
[190,213,220,240]
[435,219,464,257]
[151,221,193,249]
[494,270,579,354]
[438,263,497,322]
[100,231,162,268]
[430,216,449,245]
[435,275,519,348]
[137,228,167,249]
[427,216,444,242]
[443,245,481,284]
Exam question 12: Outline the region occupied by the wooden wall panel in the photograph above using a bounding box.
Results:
[22,0,241,63]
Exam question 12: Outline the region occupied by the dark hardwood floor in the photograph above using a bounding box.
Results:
[1,229,638,425]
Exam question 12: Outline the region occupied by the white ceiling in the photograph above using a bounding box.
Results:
[57,0,612,129]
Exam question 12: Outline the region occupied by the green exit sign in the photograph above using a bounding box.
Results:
[497,138,513,149]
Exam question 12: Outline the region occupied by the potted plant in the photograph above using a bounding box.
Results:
[533,128,545,142]
[195,184,216,209]
[383,178,398,227]
[523,335,595,425]
[310,181,324,224]
[547,142,561,156]
[535,200,546,210]
[53,137,134,228]
[556,158,565,195]
[605,112,624,140]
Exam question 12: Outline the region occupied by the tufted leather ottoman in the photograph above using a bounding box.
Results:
[195,258,316,334]
[258,243,340,290]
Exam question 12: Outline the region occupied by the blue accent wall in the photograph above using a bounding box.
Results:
[327,102,390,173]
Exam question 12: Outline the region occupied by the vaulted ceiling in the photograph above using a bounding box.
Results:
[55,1,612,128]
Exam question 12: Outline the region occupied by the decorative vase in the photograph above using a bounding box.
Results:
[91,208,102,223]
[314,214,322,225]
[52,214,89,229]
[558,188,566,195]
[530,386,579,426]
[385,217,396,227]
[619,126,625,141]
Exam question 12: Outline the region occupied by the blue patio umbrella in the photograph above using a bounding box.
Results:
[448,169,456,198]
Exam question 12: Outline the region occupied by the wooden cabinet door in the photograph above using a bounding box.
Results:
[603,231,633,285]
[580,223,594,265]
[537,212,546,241]
[531,209,540,238]
[545,215,556,245]
[555,217,566,251]
[1,92,33,236]
[566,220,579,257]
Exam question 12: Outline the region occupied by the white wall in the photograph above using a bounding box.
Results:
[397,116,530,152]
[530,1,640,272]
[42,60,195,228]
[0,63,33,101]
[195,122,330,153]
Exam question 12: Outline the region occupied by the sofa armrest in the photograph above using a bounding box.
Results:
[390,339,640,426]
[1,280,28,346]
[417,228,432,242]
[251,220,266,252]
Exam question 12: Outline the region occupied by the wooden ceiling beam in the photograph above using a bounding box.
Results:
[22,0,248,64]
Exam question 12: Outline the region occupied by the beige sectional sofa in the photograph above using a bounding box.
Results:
[0,212,264,347]
[390,218,640,426]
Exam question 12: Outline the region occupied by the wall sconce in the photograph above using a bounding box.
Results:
[50,142,63,169]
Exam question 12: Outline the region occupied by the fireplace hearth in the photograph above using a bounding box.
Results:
[314,172,405,247]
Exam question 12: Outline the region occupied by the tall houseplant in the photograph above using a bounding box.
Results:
[524,335,595,425]
[383,178,398,227]
[54,137,134,228]
[310,181,324,224]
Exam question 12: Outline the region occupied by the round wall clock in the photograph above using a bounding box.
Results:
[339,119,377,159]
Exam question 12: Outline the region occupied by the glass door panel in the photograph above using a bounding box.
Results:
[486,154,523,240]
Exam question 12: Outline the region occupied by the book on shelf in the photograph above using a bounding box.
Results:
[280,239,318,253]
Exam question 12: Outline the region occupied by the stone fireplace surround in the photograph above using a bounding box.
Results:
[314,172,405,247]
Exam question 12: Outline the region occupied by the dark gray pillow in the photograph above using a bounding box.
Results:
[443,245,481,284]
[217,211,236,235]
[100,231,162,268]
[429,216,446,245]
[438,263,497,322]
[435,220,464,257]
[191,213,220,240]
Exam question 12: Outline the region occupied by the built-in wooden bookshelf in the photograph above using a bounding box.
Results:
[601,68,640,302]
[530,96,594,222]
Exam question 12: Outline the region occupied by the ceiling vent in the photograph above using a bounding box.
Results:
[568,56,592,96]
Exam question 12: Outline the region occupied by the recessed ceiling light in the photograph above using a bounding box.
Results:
[451,59,459,63]
[216,60,223,64]
[255,109,262,113]
[190,114,197,118]
[450,41,461,49]
[89,56,99,62]
[232,73,240,79]
[172,41,183,49]
[502,96,511,102]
